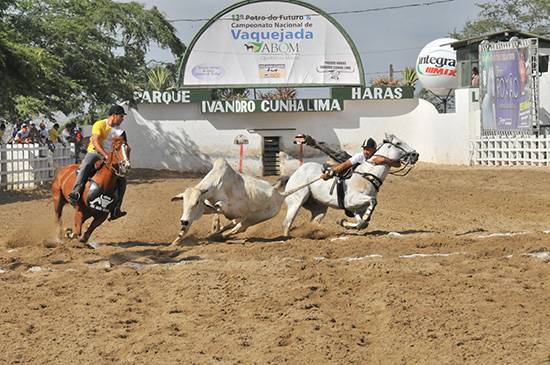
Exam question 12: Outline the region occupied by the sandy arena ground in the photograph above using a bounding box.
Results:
[1,164,549,364]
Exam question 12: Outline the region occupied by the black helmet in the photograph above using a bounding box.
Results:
[361,138,376,149]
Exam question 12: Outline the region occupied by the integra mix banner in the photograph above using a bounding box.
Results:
[180,1,364,87]
[480,40,536,131]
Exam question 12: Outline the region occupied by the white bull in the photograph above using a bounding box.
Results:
[171,158,287,244]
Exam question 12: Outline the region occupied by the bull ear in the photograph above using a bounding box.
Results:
[171,192,184,202]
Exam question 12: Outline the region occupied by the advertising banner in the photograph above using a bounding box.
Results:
[180,1,363,87]
[416,38,458,96]
[480,41,535,131]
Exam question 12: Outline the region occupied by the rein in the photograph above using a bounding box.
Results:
[101,145,129,178]
[352,140,417,184]
[379,140,418,176]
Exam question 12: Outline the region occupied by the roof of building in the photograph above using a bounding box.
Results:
[450,30,550,50]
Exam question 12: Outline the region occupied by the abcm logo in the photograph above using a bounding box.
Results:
[244,42,299,54]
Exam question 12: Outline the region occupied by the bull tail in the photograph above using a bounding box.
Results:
[272,175,290,190]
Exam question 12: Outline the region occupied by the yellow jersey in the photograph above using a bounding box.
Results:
[48,128,59,142]
[88,118,124,153]
[87,119,109,153]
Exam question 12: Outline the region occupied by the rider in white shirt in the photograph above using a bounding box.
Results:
[320,138,400,180]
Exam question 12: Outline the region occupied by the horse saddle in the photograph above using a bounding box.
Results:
[335,179,355,218]
[322,162,355,218]
[86,180,116,213]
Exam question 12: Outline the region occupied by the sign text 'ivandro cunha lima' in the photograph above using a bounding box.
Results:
[200,99,344,113]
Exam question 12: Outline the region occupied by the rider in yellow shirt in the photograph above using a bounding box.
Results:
[69,105,130,220]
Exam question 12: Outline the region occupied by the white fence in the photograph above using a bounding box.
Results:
[473,134,550,166]
[0,143,77,190]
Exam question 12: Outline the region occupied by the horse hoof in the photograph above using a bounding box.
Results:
[337,218,346,227]
[65,229,75,239]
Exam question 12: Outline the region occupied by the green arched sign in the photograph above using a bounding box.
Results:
[176,0,365,88]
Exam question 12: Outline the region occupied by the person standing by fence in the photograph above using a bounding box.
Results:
[48,123,63,146]
[0,122,6,145]
[61,123,75,145]
[28,123,40,144]
[471,67,480,87]
[13,123,32,144]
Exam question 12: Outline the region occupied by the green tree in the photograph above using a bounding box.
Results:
[147,65,175,91]
[451,0,550,39]
[0,0,184,121]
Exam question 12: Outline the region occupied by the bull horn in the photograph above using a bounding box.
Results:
[171,230,186,246]
[171,193,184,202]
[204,199,222,212]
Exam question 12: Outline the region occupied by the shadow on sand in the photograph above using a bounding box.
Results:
[208,235,291,245]
[0,187,51,205]
[105,248,201,266]
[363,229,437,236]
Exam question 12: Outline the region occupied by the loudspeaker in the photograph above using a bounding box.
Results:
[539,55,549,73]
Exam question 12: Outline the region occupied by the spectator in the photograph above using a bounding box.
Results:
[38,122,50,144]
[61,122,76,144]
[28,122,40,143]
[37,121,57,152]
[471,67,480,87]
[11,119,21,140]
[13,123,32,144]
[48,123,64,146]
[0,122,6,144]
[73,125,85,163]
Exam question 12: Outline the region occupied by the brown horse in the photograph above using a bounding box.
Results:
[51,136,131,244]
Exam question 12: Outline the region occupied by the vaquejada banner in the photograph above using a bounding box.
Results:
[179,0,364,87]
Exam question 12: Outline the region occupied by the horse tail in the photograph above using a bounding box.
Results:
[51,171,67,239]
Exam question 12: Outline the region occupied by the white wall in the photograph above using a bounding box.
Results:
[124,89,480,175]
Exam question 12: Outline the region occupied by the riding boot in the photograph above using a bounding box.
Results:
[109,177,127,220]
[109,206,127,221]
[68,184,83,205]
[70,152,100,205]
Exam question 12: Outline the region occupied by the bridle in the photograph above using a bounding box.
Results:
[104,143,130,177]
[377,139,419,176]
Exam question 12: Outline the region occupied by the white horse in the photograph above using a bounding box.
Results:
[282,133,419,236]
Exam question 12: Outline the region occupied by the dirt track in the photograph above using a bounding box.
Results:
[1,164,549,364]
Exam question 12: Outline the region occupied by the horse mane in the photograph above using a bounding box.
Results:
[110,136,124,151]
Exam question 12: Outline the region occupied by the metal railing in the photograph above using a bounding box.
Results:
[0,143,76,190]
